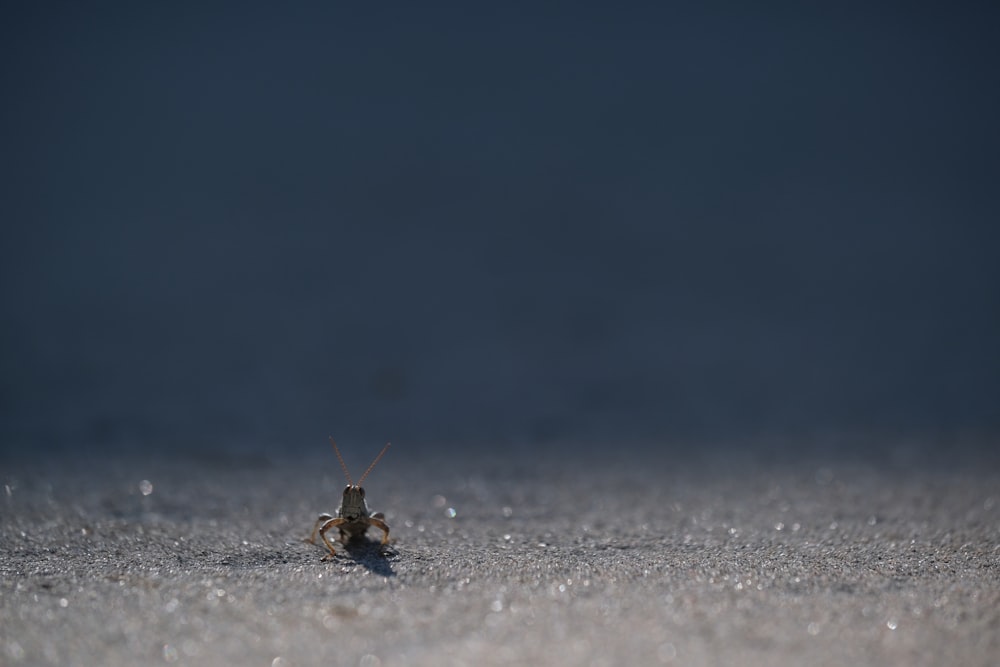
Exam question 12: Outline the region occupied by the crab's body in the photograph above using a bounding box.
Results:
[306,438,391,559]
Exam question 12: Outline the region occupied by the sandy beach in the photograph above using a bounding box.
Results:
[3,442,997,666]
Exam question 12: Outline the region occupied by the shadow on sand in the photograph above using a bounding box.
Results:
[338,537,397,577]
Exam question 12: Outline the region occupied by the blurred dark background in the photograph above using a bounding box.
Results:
[2,3,998,462]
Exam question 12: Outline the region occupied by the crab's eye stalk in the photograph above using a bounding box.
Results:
[344,484,352,493]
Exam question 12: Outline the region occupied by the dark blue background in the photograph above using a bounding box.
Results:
[2,4,998,461]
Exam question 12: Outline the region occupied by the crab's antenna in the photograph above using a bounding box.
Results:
[328,437,354,486]
[357,441,391,486]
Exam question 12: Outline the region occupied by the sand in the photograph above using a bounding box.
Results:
[2,442,998,666]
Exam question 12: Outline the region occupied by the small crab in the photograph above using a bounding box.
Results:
[306,437,391,559]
